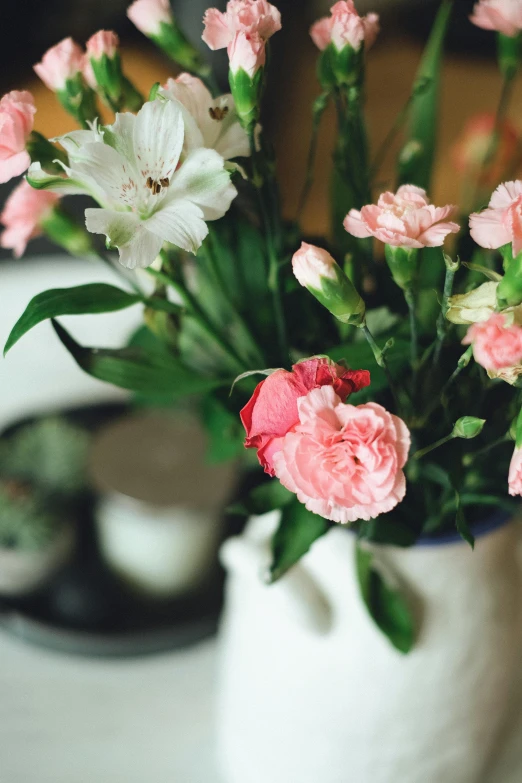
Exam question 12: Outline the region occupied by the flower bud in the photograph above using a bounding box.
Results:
[0,181,58,258]
[127,0,208,76]
[34,38,97,126]
[292,242,365,326]
[384,245,419,291]
[86,31,124,107]
[228,35,265,130]
[446,281,498,325]
[452,417,486,440]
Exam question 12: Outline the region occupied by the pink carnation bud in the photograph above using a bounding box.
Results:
[273,386,411,524]
[470,0,522,38]
[202,0,281,51]
[453,113,520,189]
[292,243,338,290]
[508,446,522,496]
[228,31,266,77]
[0,90,36,184]
[0,181,58,258]
[344,185,459,249]
[310,0,380,53]
[34,38,85,92]
[470,180,522,256]
[86,30,119,60]
[463,312,522,371]
[127,0,173,36]
[241,357,370,476]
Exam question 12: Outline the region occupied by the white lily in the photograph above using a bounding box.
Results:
[159,74,250,162]
[27,100,238,269]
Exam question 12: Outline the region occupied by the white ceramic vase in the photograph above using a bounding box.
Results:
[217,511,522,783]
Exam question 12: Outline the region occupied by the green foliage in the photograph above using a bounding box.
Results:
[397,0,453,191]
[52,320,228,398]
[355,543,415,654]
[230,480,294,518]
[4,284,142,355]
[329,336,410,400]
[202,395,245,464]
[269,500,331,582]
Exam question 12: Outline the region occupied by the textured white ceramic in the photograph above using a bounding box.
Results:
[217,511,522,783]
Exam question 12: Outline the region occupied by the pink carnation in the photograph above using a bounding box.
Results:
[273,386,411,524]
[344,185,459,249]
[469,180,522,256]
[34,38,85,91]
[0,91,36,184]
[241,357,371,476]
[310,1,380,52]
[463,312,522,371]
[86,30,119,60]
[127,0,173,35]
[228,31,266,76]
[470,0,522,38]
[202,0,281,51]
[508,447,522,496]
[0,181,58,258]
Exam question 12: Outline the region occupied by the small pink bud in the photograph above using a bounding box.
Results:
[310,1,380,53]
[0,90,36,184]
[202,0,281,51]
[292,243,338,290]
[470,0,522,38]
[34,38,85,91]
[86,30,119,60]
[228,31,265,77]
[0,181,58,258]
[127,0,173,36]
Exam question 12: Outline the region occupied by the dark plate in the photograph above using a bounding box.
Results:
[0,402,229,658]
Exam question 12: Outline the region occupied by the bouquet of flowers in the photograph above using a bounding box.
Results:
[2,0,522,651]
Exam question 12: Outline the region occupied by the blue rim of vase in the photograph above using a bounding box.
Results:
[415,509,513,548]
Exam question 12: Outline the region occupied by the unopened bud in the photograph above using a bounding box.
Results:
[452,417,486,440]
[292,242,365,326]
[384,245,419,291]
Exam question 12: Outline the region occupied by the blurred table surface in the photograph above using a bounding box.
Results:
[5,33,522,783]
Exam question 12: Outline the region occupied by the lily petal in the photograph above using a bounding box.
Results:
[133,99,184,183]
[85,207,163,269]
[167,147,237,220]
[145,200,208,254]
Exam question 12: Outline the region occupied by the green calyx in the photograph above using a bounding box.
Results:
[228,67,264,130]
[384,245,420,291]
[152,21,209,76]
[26,131,67,175]
[498,32,522,79]
[307,264,366,326]
[57,74,98,127]
[317,42,365,90]
[90,52,124,108]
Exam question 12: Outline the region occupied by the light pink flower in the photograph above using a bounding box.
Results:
[310,1,380,52]
[241,358,371,476]
[292,243,339,290]
[463,312,522,371]
[34,38,85,91]
[86,30,119,60]
[470,0,522,38]
[0,91,36,184]
[228,31,266,76]
[273,386,410,524]
[127,0,173,35]
[453,113,520,189]
[344,185,459,249]
[508,446,522,496]
[202,0,281,50]
[0,181,58,258]
[470,181,522,256]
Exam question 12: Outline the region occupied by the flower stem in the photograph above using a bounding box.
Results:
[433,258,458,365]
[296,92,330,221]
[360,323,403,412]
[462,433,511,466]
[248,127,289,366]
[404,285,418,396]
[414,434,454,460]
[146,266,247,374]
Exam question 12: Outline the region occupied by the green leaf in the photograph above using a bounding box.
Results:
[455,500,475,550]
[515,407,522,450]
[201,395,245,464]
[4,284,141,355]
[397,0,453,191]
[269,499,331,582]
[355,543,415,654]
[357,516,418,547]
[329,337,410,398]
[52,319,227,397]
[231,480,295,518]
